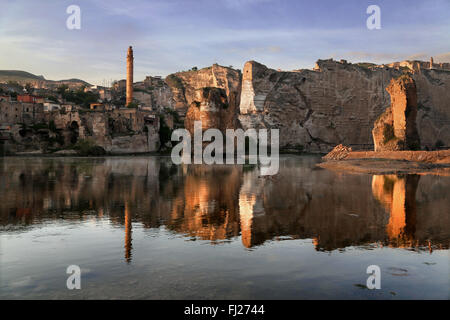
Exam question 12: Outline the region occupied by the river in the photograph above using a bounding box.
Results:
[0,156,448,299]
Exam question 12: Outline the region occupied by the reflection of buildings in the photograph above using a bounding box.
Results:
[0,157,448,255]
[166,166,241,243]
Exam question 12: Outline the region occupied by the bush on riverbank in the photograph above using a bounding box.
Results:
[73,139,106,156]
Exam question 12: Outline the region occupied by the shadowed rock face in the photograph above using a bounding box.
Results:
[372,75,421,151]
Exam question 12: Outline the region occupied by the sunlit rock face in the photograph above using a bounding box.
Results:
[184,87,231,134]
[372,76,420,151]
[165,64,241,123]
[237,60,450,152]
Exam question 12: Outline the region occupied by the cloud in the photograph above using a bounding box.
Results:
[223,0,273,9]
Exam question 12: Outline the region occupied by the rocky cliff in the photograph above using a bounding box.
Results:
[184,87,233,134]
[372,75,421,151]
[211,59,449,153]
[165,64,241,128]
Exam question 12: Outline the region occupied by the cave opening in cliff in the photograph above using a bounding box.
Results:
[69,121,79,145]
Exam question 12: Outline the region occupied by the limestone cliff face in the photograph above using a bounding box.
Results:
[165,64,241,128]
[237,60,450,152]
[372,75,420,151]
[184,87,233,134]
[413,69,450,149]
[238,60,399,152]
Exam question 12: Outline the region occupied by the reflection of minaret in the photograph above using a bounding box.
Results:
[371,174,419,246]
[126,46,134,106]
[124,202,132,263]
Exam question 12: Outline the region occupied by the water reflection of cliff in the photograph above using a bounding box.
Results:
[0,157,448,261]
[372,175,419,248]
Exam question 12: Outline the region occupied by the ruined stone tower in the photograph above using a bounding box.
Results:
[430,57,434,69]
[126,46,134,106]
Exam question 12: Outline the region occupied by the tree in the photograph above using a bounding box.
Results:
[57,84,69,95]
[25,83,34,94]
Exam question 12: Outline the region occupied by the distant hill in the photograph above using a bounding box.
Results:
[0,70,90,87]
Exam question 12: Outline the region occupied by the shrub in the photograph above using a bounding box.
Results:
[49,120,57,132]
[435,140,444,149]
[32,123,49,131]
[158,115,172,148]
[127,102,138,108]
[73,139,106,156]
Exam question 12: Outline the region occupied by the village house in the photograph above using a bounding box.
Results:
[90,103,114,111]
[43,102,61,112]
[17,94,44,104]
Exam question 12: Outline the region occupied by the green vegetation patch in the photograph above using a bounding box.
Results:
[73,139,106,156]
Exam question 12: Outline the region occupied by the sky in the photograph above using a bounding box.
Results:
[1,0,449,85]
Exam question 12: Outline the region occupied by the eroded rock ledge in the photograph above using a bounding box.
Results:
[318,149,450,175]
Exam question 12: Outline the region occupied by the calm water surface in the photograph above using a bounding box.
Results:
[0,156,449,299]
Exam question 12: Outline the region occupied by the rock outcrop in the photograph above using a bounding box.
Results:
[322,144,352,160]
[238,60,402,152]
[235,59,450,152]
[372,75,421,151]
[184,87,233,134]
[165,64,241,121]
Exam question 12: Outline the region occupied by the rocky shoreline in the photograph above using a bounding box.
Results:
[318,149,450,175]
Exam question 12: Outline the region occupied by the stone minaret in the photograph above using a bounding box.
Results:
[430,57,434,69]
[126,46,134,106]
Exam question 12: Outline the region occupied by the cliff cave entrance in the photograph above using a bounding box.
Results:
[69,121,79,145]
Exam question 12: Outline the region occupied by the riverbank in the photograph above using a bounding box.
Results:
[318,149,450,175]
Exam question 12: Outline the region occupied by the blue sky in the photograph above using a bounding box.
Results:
[1,0,449,85]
